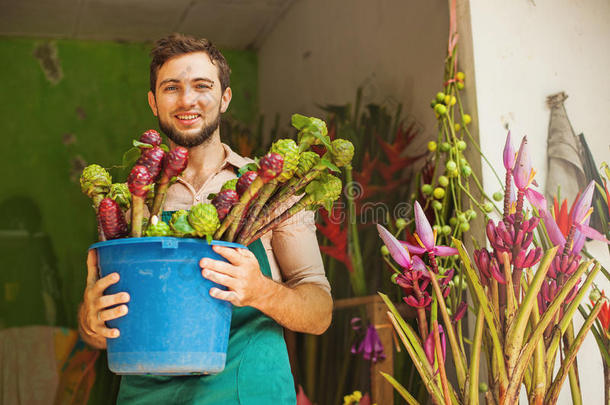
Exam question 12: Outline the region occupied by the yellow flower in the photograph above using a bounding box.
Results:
[342,390,363,405]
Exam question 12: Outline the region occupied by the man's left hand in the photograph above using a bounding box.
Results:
[200,245,275,307]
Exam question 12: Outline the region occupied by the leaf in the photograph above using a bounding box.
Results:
[160,143,170,152]
[238,163,258,175]
[132,139,153,149]
[122,147,142,169]
[318,158,340,173]
[453,238,508,385]
[291,113,312,130]
[380,372,420,405]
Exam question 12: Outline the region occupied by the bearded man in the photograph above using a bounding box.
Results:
[78,33,332,405]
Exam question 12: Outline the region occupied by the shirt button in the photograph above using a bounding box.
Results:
[195,196,201,201]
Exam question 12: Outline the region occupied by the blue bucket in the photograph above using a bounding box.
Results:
[89,237,244,375]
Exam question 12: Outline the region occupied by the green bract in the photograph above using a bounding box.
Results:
[107,183,131,211]
[295,151,320,178]
[221,178,238,191]
[145,219,171,236]
[188,203,220,242]
[270,139,299,182]
[80,164,112,207]
[330,139,355,168]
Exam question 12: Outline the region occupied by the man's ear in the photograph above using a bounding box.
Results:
[148,91,158,116]
[220,87,232,113]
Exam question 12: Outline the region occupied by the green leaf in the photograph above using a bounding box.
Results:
[133,139,153,149]
[291,113,312,130]
[318,158,340,173]
[380,372,420,405]
[122,147,142,169]
[160,143,170,152]
[453,238,508,386]
[238,163,258,175]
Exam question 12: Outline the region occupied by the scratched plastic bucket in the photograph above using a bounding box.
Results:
[89,237,243,375]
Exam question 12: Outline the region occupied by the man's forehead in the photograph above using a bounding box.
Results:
[157,52,219,82]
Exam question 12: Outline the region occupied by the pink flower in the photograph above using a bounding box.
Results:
[513,136,537,191]
[503,131,516,171]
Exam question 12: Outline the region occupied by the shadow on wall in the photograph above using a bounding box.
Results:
[0,195,65,329]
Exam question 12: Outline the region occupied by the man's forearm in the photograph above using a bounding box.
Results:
[252,281,333,335]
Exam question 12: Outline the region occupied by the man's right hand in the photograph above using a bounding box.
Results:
[78,249,130,349]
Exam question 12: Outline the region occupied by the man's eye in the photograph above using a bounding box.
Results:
[164,86,178,91]
[196,84,211,89]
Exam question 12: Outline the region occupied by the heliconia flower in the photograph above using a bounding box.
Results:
[351,324,385,363]
[503,131,516,171]
[424,324,446,367]
[402,202,458,257]
[592,291,610,332]
[513,136,537,191]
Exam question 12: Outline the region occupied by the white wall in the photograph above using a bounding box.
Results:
[468,0,610,403]
[258,0,449,153]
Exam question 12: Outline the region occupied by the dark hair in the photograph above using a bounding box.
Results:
[149,33,231,93]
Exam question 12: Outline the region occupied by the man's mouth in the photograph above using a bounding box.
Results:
[175,113,201,125]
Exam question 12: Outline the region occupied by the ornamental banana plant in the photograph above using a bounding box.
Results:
[377,131,607,405]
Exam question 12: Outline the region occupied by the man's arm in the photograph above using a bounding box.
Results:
[201,246,332,335]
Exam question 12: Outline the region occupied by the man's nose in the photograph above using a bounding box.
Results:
[178,87,197,108]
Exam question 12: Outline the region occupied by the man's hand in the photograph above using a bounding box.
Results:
[200,245,276,308]
[78,249,131,349]
[201,245,332,335]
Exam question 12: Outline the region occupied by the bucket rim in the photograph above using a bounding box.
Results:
[89,237,246,250]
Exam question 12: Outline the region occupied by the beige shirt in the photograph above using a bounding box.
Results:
[163,143,331,293]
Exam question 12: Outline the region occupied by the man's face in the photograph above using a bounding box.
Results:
[148,52,232,148]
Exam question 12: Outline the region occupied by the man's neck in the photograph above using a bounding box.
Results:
[171,131,226,189]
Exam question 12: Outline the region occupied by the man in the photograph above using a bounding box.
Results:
[78,33,332,404]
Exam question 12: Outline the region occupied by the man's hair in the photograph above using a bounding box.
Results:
[149,33,231,93]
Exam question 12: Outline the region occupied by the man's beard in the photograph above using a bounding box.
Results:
[158,111,221,148]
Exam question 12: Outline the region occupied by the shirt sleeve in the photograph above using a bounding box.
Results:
[270,209,331,294]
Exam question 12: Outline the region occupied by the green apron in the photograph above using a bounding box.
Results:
[116,212,296,405]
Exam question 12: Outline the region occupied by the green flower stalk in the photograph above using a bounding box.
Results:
[107,183,131,211]
[188,203,220,243]
[245,139,353,243]
[242,173,342,245]
[241,139,300,238]
[80,164,112,209]
[215,153,284,242]
[169,210,195,237]
[274,151,320,200]
[144,215,171,236]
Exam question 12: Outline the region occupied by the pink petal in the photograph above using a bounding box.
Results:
[571,181,595,224]
[513,136,532,190]
[503,130,516,171]
[377,224,412,268]
[401,241,426,255]
[525,188,547,213]
[542,210,566,247]
[575,223,610,244]
[296,385,313,405]
[412,255,427,271]
[414,201,435,250]
[434,245,459,256]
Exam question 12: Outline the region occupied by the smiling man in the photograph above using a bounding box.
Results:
[78,34,332,404]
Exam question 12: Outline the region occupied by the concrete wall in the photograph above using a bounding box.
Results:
[258,0,449,152]
[468,1,610,402]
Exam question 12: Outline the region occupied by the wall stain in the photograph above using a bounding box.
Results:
[33,41,63,85]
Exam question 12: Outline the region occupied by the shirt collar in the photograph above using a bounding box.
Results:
[222,143,251,170]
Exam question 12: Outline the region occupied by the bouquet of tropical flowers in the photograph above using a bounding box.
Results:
[80,114,353,245]
[377,132,609,405]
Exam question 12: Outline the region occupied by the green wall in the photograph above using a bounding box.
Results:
[0,37,258,328]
